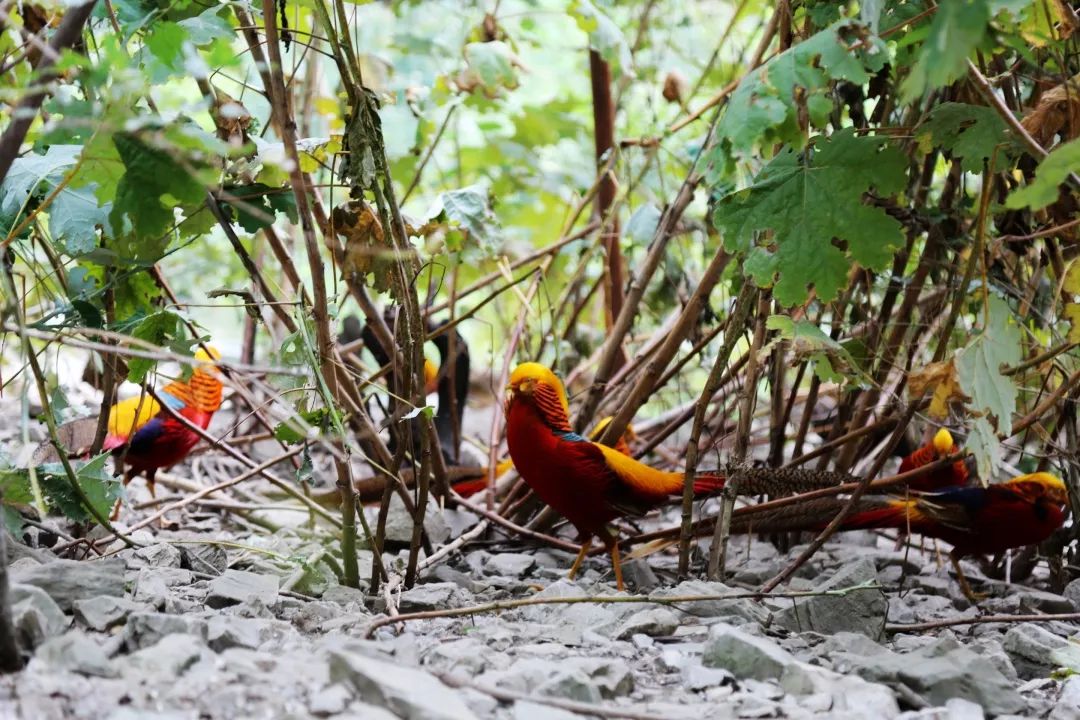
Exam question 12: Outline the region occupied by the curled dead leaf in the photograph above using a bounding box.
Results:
[662,70,688,105]
[908,359,970,420]
[1021,74,1080,146]
[212,90,253,148]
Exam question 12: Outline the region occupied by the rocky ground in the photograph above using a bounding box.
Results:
[1,501,1080,720]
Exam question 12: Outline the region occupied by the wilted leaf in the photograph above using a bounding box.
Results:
[331,199,394,294]
[1062,259,1080,343]
[765,315,866,384]
[1021,75,1080,145]
[438,184,501,251]
[965,416,1000,482]
[908,359,969,419]
[713,129,906,306]
[955,295,1022,431]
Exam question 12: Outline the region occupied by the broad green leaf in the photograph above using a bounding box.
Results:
[1005,138,1080,210]
[127,310,183,383]
[626,204,661,245]
[49,184,111,255]
[716,20,887,156]
[955,295,1022,431]
[438,185,501,251]
[146,21,186,71]
[0,468,38,507]
[273,408,334,445]
[713,129,906,306]
[918,102,1011,173]
[965,416,1000,481]
[765,315,868,384]
[109,132,207,260]
[901,0,993,102]
[463,42,520,97]
[221,184,298,233]
[38,454,122,523]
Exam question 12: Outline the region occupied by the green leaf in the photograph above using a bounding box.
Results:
[917,102,1011,173]
[438,185,501,251]
[221,183,297,233]
[0,468,38,507]
[965,416,1001,481]
[716,20,887,156]
[146,21,186,70]
[1005,137,1080,210]
[955,295,1022,432]
[626,204,661,245]
[109,132,207,260]
[713,129,907,306]
[0,145,110,255]
[900,0,992,102]
[127,310,183,383]
[39,454,122,523]
[463,42,520,97]
[273,408,333,445]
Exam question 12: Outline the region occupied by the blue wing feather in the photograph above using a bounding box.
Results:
[128,417,167,454]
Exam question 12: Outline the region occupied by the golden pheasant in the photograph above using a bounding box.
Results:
[506,362,725,590]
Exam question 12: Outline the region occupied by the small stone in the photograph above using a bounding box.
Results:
[322,585,367,607]
[702,625,797,680]
[1064,579,1080,611]
[206,569,279,609]
[398,583,468,613]
[780,661,899,718]
[33,631,117,678]
[683,664,736,691]
[944,697,986,720]
[833,636,1023,715]
[123,611,208,650]
[122,633,208,677]
[310,682,352,716]
[773,558,886,640]
[422,638,490,675]
[205,616,284,651]
[9,583,68,648]
[328,646,478,720]
[513,700,581,720]
[129,543,182,569]
[73,595,146,632]
[654,580,770,624]
[179,543,228,575]
[379,495,450,547]
[614,607,679,640]
[482,553,535,578]
[620,559,660,592]
[1003,623,1068,677]
[1052,675,1080,720]
[563,657,633,699]
[12,558,125,611]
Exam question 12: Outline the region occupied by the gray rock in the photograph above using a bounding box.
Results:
[322,585,367,607]
[73,595,146,632]
[513,700,582,720]
[834,636,1023,715]
[206,615,285,651]
[943,698,986,720]
[128,543,182,569]
[328,646,478,720]
[10,582,68,648]
[654,580,769,624]
[1052,675,1080,720]
[123,611,208,650]
[309,682,352,716]
[206,569,278,609]
[380,495,451,547]
[620,559,660,592]
[779,661,900,718]
[121,633,208,677]
[398,582,470,613]
[682,663,735,690]
[179,543,228,575]
[12,558,125,611]
[702,625,797,680]
[423,638,491,675]
[773,557,886,640]
[563,657,633,699]
[1064,579,1080,611]
[33,631,117,678]
[483,553,535,578]
[1003,623,1068,677]
[614,607,679,640]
